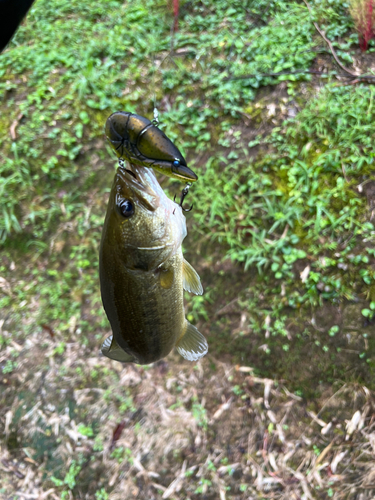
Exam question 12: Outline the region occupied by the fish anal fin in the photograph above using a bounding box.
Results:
[183,258,203,295]
[101,335,136,363]
[176,322,208,361]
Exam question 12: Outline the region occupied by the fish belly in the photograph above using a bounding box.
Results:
[100,252,185,364]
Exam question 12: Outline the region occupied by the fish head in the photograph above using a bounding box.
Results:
[103,164,186,271]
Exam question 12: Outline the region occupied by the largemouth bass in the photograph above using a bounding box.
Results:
[105,111,198,183]
[99,163,208,364]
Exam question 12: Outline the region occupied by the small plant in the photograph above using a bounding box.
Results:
[95,489,109,500]
[77,424,94,437]
[349,0,375,51]
[191,397,208,431]
[50,460,82,497]
[2,360,16,374]
[362,302,375,319]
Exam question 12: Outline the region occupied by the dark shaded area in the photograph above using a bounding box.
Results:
[0,0,35,51]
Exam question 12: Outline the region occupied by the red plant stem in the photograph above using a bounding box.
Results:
[359,0,375,51]
[173,0,179,32]
[365,0,372,50]
[110,421,126,451]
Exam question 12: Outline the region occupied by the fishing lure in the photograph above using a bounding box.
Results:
[105,111,197,183]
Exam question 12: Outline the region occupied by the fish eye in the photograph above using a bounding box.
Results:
[119,199,135,218]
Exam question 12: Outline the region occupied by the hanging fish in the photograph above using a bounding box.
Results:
[99,162,208,364]
[105,111,198,183]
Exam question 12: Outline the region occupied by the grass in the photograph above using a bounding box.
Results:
[1,0,375,497]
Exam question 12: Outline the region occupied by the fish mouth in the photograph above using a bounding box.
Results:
[116,165,159,212]
[123,168,137,179]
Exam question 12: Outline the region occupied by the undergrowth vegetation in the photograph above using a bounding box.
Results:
[0,0,374,377]
[1,0,374,388]
[1,0,375,497]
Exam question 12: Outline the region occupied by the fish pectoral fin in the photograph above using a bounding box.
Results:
[183,258,203,295]
[176,322,208,361]
[101,335,135,363]
[159,267,174,289]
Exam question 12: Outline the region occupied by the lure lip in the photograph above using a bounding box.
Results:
[150,159,198,182]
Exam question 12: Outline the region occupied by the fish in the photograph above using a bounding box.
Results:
[99,162,208,364]
[105,111,198,183]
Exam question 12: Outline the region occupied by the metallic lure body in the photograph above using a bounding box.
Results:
[99,163,207,364]
[105,111,197,183]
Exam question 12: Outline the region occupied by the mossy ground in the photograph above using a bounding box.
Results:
[1,0,375,498]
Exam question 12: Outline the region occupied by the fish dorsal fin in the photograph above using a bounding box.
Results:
[101,335,135,363]
[176,322,208,361]
[183,258,203,295]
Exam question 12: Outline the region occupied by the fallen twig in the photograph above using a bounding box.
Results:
[223,69,327,81]
[223,68,375,83]
[302,0,357,76]
[9,112,24,140]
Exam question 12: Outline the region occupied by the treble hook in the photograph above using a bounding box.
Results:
[173,183,193,212]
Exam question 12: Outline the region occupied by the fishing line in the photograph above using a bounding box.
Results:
[150,23,193,206]
[152,54,159,125]
[151,15,180,125]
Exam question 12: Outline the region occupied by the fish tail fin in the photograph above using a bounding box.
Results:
[176,322,208,361]
[101,335,136,363]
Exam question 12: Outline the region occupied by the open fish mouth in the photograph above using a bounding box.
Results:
[116,164,160,212]
[124,167,137,179]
